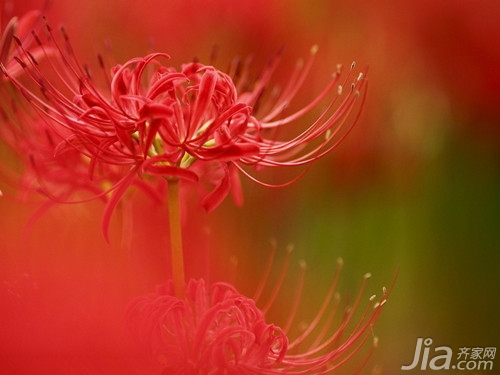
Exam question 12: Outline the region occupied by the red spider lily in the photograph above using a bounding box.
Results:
[2,21,367,238]
[127,251,392,374]
[0,4,48,79]
[0,107,96,197]
[0,3,60,202]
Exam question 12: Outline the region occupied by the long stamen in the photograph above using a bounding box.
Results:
[168,178,185,298]
[288,257,343,350]
[260,244,293,314]
[253,240,277,303]
[283,259,307,334]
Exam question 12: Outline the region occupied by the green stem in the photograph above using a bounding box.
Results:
[168,179,185,298]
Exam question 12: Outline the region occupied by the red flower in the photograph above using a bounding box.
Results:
[0,5,47,79]
[127,255,391,374]
[0,4,62,189]
[1,113,125,220]
[128,279,287,374]
[3,22,367,236]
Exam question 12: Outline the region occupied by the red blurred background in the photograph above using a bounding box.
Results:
[1,0,499,374]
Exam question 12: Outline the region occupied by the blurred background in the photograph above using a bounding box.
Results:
[1,0,499,374]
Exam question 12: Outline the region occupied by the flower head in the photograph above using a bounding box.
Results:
[3,22,367,236]
[127,251,391,374]
[128,279,287,374]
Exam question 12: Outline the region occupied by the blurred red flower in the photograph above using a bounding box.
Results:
[127,257,390,374]
[0,3,47,79]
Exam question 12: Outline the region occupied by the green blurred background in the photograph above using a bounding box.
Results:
[1,0,499,373]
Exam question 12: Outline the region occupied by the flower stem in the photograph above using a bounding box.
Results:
[168,179,185,298]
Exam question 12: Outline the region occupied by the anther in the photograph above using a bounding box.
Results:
[43,17,52,32]
[12,35,22,46]
[31,30,42,46]
[60,26,70,42]
[334,292,340,302]
[97,54,105,69]
[83,64,91,79]
[230,255,238,268]
[27,51,38,66]
[363,272,372,280]
[13,56,26,68]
